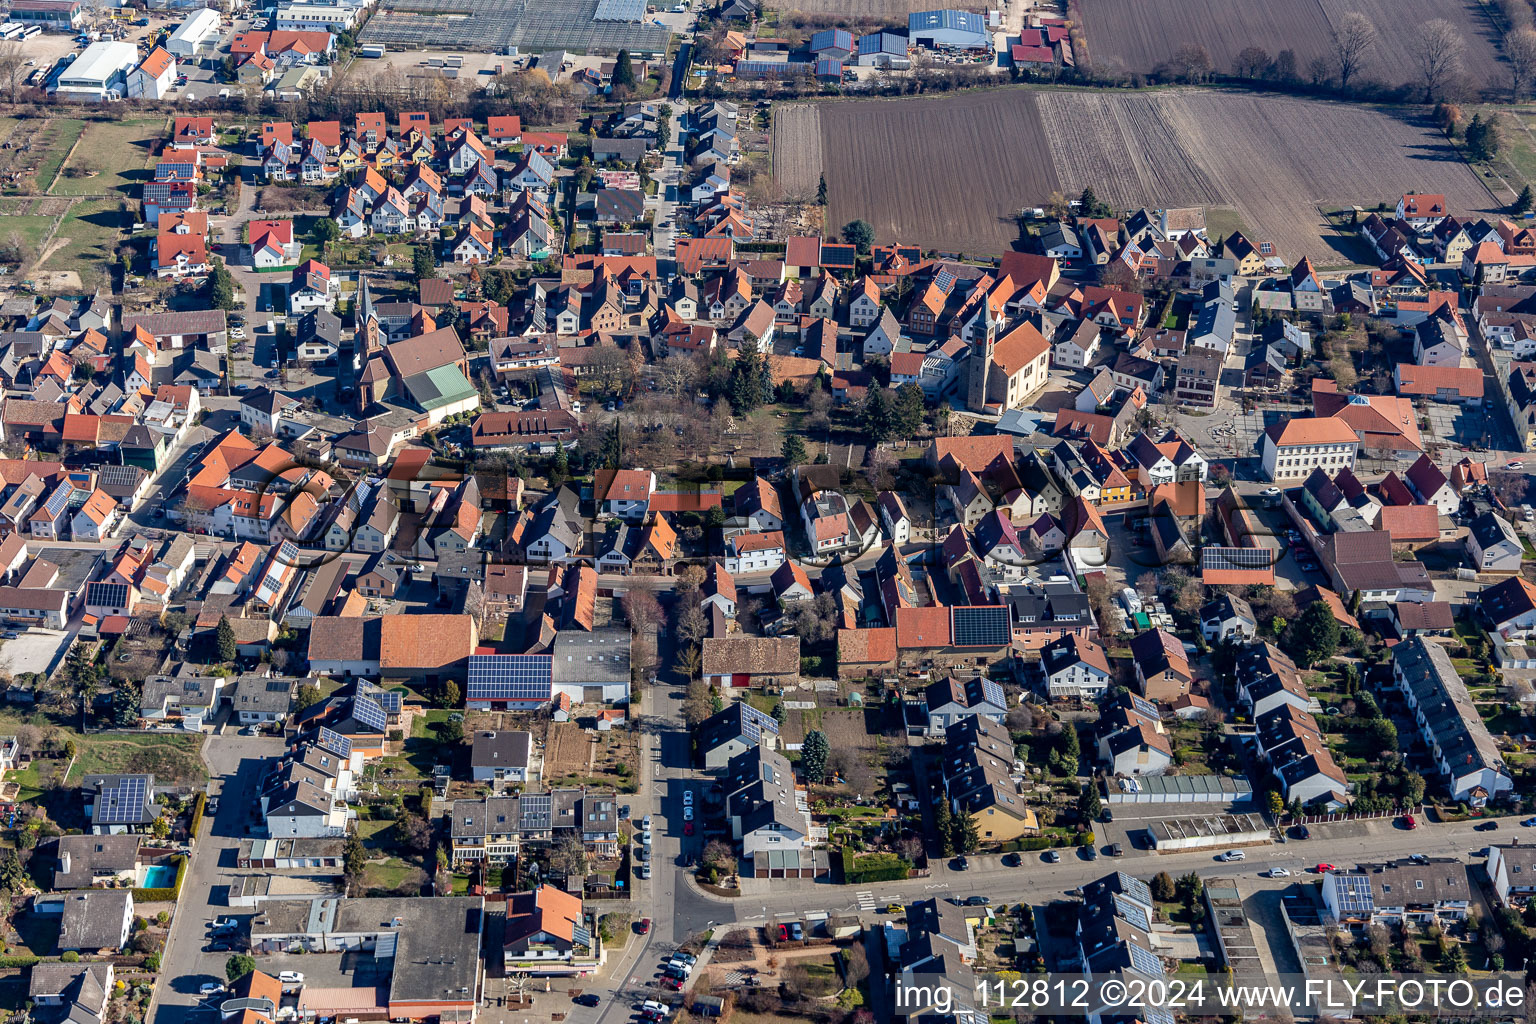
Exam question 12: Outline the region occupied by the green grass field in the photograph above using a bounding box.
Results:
[37,199,127,276]
[50,120,162,197]
[65,732,207,785]
[32,119,86,195]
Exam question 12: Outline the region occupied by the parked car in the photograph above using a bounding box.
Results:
[637,918,651,934]
[789,922,803,940]
[1314,863,1336,873]
[1043,850,1060,864]
[1219,850,1245,862]
[278,972,304,985]
[1477,820,1500,831]
[199,983,225,997]
[573,994,601,1007]
[1107,843,1123,857]
[682,790,694,807]
[964,895,991,906]
[1267,868,1291,878]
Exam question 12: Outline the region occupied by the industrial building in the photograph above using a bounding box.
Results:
[166,8,221,58]
[51,41,139,102]
[907,9,990,50]
[7,0,83,31]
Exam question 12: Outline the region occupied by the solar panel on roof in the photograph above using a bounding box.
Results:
[1332,873,1374,917]
[1127,941,1165,977]
[95,776,148,825]
[951,606,1010,647]
[86,582,129,608]
[520,793,552,830]
[1203,546,1275,570]
[354,693,388,732]
[317,728,352,758]
[978,677,1006,709]
[467,654,554,700]
[1128,693,1159,719]
[739,703,780,744]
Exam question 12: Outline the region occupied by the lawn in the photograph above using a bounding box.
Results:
[37,199,129,277]
[50,120,161,197]
[66,732,207,786]
[411,709,455,739]
[32,119,87,195]
[361,858,424,894]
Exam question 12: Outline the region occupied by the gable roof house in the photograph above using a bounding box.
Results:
[1392,637,1513,805]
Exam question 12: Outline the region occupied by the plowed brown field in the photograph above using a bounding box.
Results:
[773,87,1500,264]
[1077,0,1502,87]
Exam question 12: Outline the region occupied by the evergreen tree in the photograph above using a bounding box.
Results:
[860,386,895,442]
[413,246,435,282]
[1515,185,1534,215]
[728,347,767,413]
[934,799,956,856]
[1287,600,1341,667]
[954,811,980,854]
[706,504,726,528]
[215,616,237,663]
[772,701,789,725]
[801,729,830,783]
[893,383,925,437]
[843,219,874,255]
[782,433,807,465]
[1077,783,1101,822]
[1078,186,1100,215]
[208,259,235,310]
[817,173,828,205]
[549,444,569,486]
[612,49,636,89]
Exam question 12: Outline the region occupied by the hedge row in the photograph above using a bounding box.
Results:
[188,792,207,840]
[131,854,188,903]
[839,849,912,884]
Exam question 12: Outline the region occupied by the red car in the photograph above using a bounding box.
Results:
[637,918,652,934]
[1403,814,1417,830]
[683,821,694,836]
[1316,863,1336,873]
[661,976,683,990]
[777,924,789,941]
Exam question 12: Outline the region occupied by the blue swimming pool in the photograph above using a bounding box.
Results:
[140,865,176,888]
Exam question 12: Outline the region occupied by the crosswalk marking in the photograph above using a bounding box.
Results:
[856,890,876,911]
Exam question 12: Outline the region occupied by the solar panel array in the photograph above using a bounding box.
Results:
[520,793,552,831]
[1113,893,1152,932]
[1202,546,1275,570]
[41,486,70,517]
[364,685,403,714]
[951,606,1011,647]
[467,654,553,701]
[96,776,148,825]
[1331,873,1374,917]
[86,582,129,608]
[1127,940,1165,978]
[354,693,388,732]
[360,0,671,57]
[275,540,300,566]
[317,728,353,758]
[977,677,1006,709]
[739,703,779,743]
[1127,692,1160,719]
[1117,872,1153,907]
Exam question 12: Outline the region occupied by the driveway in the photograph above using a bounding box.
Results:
[147,729,286,1024]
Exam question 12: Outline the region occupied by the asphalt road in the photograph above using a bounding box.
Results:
[148,730,287,1024]
[724,811,1525,929]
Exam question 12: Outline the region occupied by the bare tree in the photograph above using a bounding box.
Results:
[1331,12,1378,91]
[1232,46,1271,79]
[1412,18,1467,102]
[1168,43,1213,83]
[655,354,698,400]
[0,41,25,105]
[1508,27,1536,100]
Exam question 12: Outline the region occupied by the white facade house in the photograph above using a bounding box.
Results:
[1392,637,1513,805]
[722,531,786,575]
[274,3,357,30]
[52,41,138,102]
[126,47,175,99]
[1260,417,1360,482]
[166,8,220,58]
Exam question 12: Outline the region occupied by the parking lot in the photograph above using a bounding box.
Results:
[0,628,73,680]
